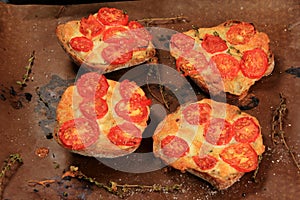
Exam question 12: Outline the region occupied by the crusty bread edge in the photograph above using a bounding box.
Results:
[187,169,244,190]
[53,123,140,158]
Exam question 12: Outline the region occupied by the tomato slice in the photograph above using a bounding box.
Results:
[58,118,99,150]
[119,79,139,99]
[79,97,108,120]
[161,135,189,158]
[101,43,133,65]
[182,103,212,125]
[170,33,195,54]
[204,118,233,145]
[80,15,105,38]
[97,7,128,26]
[69,36,93,52]
[76,72,109,99]
[102,26,129,41]
[211,54,240,80]
[220,143,258,172]
[240,48,268,79]
[129,93,152,109]
[107,122,142,146]
[128,21,152,47]
[201,34,228,54]
[115,99,149,123]
[176,50,209,75]
[233,117,260,143]
[226,22,256,45]
[192,155,218,170]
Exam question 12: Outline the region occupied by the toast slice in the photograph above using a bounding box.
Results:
[153,99,265,189]
[170,20,274,99]
[56,7,156,73]
[54,72,151,158]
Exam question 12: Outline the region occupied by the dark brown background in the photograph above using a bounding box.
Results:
[0,0,299,199]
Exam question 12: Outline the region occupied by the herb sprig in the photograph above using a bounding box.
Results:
[16,51,35,89]
[146,65,170,110]
[0,154,23,199]
[137,16,189,26]
[28,165,182,198]
[64,166,181,198]
[271,93,300,172]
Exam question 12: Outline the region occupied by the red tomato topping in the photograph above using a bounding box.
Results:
[183,103,212,125]
[128,21,152,47]
[116,80,151,122]
[69,36,93,52]
[170,33,195,54]
[58,118,99,150]
[220,143,258,172]
[211,54,240,80]
[201,34,228,54]
[119,79,139,99]
[76,72,109,99]
[129,93,152,109]
[102,26,130,41]
[102,43,133,65]
[176,50,209,74]
[204,118,233,145]
[115,98,150,123]
[107,122,142,146]
[226,22,256,45]
[79,97,108,120]
[192,155,218,170]
[80,15,105,38]
[161,135,190,158]
[97,7,128,26]
[233,117,260,143]
[128,21,143,29]
[240,48,268,79]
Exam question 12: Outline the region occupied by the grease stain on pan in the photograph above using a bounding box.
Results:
[35,75,74,139]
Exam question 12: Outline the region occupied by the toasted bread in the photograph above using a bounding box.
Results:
[170,20,274,98]
[153,99,265,189]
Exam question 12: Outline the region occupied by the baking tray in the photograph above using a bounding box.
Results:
[0,0,299,199]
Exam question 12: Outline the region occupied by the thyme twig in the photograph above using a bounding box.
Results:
[16,51,35,89]
[63,166,181,198]
[271,93,300,172]
[0,154,23,199]
[146,66,170,110]
[137,16,189,26]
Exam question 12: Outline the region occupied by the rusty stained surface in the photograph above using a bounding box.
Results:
[0,0,299,199]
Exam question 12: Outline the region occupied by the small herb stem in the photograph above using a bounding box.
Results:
[66,166,181,198]
[146,66,170,110]
[271,93,300,172]
[0,154,23,199]
[137,16,189,26]
[17,51,35,89]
